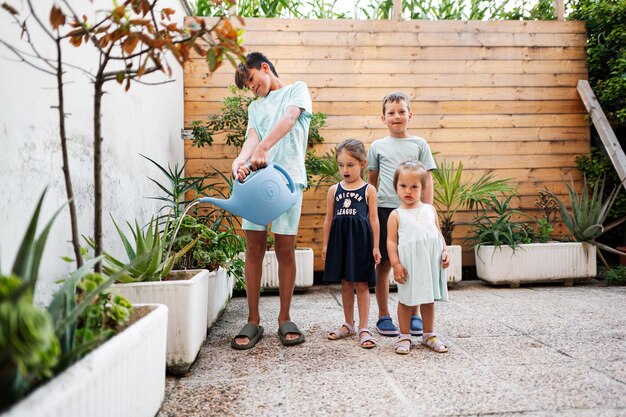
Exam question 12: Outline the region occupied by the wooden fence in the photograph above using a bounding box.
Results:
[184,18,589,271]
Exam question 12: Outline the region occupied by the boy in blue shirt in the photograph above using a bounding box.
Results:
[368,92,437,338]
[230,52,312,350]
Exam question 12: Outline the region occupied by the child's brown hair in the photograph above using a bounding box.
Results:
[234,52,278,89]
[336,138,367,164]
[382,92,411,114]
[392,160,427,189]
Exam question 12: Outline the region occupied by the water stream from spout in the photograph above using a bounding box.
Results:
[164,200,201,264]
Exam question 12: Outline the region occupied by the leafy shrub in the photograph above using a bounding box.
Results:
[191,85,326,150]
[570,0,626,128]
[602,265,626,285]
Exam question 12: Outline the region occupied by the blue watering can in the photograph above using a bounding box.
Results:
[198,162,298,225]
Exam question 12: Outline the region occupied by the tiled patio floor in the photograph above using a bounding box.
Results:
[158,280,626,417]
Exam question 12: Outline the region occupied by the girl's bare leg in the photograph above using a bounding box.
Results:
[397,302,413,335]
[341,281,355,327]
[355,282,370,330]
[420,302,435,334]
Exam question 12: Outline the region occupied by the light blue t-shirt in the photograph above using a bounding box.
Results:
[367,136,436,208]
[247,81,312,187]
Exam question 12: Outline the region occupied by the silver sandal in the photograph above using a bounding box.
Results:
[394,336,412,355]
[422,335,448,353]
[327,322,355,340]
[359,328,377,349]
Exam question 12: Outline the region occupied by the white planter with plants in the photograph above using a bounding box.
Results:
[112,270,209,375]
[445,245,462,283]
[2,303,168,417]
[475,242,596,287]
[259,248,314,289]
[207,267,236,328]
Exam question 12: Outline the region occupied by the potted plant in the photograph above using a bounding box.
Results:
[1,191,167,417]
[432,159,515,284]
[143,154,246,327]
[549,175,626,268]
[89,215,206,375]
[470,192,596,287]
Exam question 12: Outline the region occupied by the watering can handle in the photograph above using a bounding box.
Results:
[272,163,296,194]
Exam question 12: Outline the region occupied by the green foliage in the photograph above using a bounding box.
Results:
[191,85,327,150]
[89,216,196,283]
[433,160,516,245]
[469,194,537,250]
[570,0,626,127]
[168,215,246,288]
[142,154,207,219]
[575,148,626,219]
[602,265,626,285]
[548,175,626,265]
[304,149,343,189]
[193,0,556,20]
[0,191,132,411]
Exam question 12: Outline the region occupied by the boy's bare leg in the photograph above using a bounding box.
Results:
[234,230,266,346]
[274,233,300,341]
[375,260,392,317]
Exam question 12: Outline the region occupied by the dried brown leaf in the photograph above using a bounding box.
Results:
[2,3,18,15]
[50,5,66,30]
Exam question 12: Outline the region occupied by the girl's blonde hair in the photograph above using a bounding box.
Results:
[393,160,428,189]
[336,138,367,164]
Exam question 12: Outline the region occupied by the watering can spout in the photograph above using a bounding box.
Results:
[197,196,238,214]
[197,162,297,225]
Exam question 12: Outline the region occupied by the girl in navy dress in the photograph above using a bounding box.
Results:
[323,139,381,348]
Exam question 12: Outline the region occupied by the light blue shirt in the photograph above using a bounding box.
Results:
[247,81,312,187]
[367,136,436,208]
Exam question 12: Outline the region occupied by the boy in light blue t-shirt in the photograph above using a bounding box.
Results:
[367,92,437,338]
[230,52,312,350]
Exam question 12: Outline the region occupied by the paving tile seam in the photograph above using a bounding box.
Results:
[373,356,417,415]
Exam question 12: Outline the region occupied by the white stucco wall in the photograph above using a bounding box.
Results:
[0,0,190,303]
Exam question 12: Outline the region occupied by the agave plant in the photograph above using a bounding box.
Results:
[87,216,197,283]
[433,159,516,244]
[549,175,626,267]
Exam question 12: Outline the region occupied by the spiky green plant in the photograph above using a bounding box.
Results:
[433,160,515,245]
[549,175,626,267]
[87,216,197,283]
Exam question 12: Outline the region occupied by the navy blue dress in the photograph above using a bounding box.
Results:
[323,183,376,285]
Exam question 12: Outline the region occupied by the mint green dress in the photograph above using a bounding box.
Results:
[396,205,448,306]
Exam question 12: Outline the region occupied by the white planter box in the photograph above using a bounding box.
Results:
[260,248,314,289]
[207,268,235,329]
[112,269,209,374]
[2,304,168,417]
[389,245,462,285]
[475,242,596,287]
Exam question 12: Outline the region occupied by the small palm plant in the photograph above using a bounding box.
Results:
[549,175,626,267]
[433,160,515,244]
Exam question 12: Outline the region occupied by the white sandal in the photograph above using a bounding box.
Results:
[358,328,377,349]
[394,336,412,355]
[327,322,355,340]
[422,334,448,353]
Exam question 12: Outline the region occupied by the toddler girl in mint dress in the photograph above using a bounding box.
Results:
[386,161,450,355]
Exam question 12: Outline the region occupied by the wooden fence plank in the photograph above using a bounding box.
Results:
[194,17,586,34]
[184,18,590,271]
[187,59,587,75]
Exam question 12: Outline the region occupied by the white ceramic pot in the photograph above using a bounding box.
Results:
[2,304,168,417]
[207,268,235,329]
[112,269,209,374]
[475,242,596,287]
[259,248,314,289]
